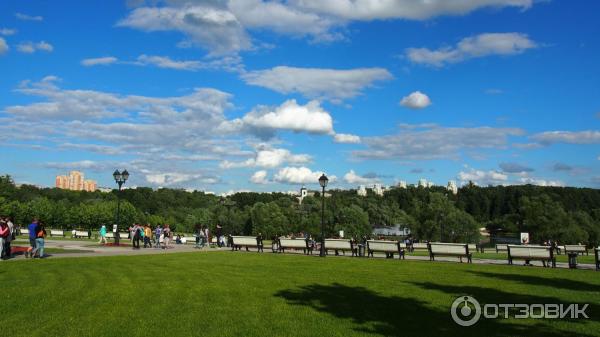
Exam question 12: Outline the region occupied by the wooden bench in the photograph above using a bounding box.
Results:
[105,232,115,239]
[278,238,312,255]
[429,243,472,263]
[73,230,89,238]
[508,245,556,268]
[20,228,29,236]
[411,242,429,252]
[324,239,356,256]
[496,244,509,253]
[231,236,263,252]
[366,240,404,259]
[563,245,588,256]
[50,229,65,237]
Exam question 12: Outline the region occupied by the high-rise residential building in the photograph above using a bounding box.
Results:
[447,180,458,195]
[373,183,385,196]
[55,170,97,192]
[357,185,367,196]
[397,180,407,189]
[418,178,428,188]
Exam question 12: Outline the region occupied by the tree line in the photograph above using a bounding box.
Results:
[1,175,599,245]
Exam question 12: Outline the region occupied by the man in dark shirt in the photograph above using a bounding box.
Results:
[26,219,38,258]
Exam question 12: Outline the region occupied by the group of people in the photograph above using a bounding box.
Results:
[0,217,15,260]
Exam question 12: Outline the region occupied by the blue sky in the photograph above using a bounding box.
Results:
[1,0,599,193]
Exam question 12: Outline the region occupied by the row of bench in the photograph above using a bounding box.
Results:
[230,236,600,269]
[495,243,590,256]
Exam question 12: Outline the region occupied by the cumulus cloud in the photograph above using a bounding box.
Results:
[242,66,392,102]
[15,13,43,21]
[232,99,334,139]
[333,133,361,144]
[499,162,534,173]
[406,33,537,67]
[354,124,524,161]
[17,41,53,53]
[0,38,7,54]
[117,4,251,56]
[250,170,269,184]
[343,170,379,184]
[518,177,564,187]
[458,169,508,186]
[274,166,335,185]
[81,57,118,66]
[400,91,431,109]
[292,0,532,21]
[119,1,537,55]
[220,146,311,169]
[0,28,17,36]
[530,130,600,145]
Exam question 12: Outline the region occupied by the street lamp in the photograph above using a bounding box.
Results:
[113,169,129,245]
[318,173,328,257]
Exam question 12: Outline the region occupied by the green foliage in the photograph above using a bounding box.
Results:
[0,174,599,245]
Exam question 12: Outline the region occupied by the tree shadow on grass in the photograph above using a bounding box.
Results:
[468,271,600,293]
[275,283,596,337]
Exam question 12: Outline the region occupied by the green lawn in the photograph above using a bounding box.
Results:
[1,252,598,337]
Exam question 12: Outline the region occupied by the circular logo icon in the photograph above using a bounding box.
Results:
[451,296,481,326]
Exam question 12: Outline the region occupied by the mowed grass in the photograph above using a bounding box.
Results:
[1,252,599,337]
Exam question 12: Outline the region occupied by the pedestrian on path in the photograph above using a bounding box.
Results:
[154,225,162,248]
[32,222,47,258]
[144,224,152,248]
[98,225,108,244]
[163,224,171,249]
[0,220,9,260]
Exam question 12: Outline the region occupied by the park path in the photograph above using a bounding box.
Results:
[5,239,597,271]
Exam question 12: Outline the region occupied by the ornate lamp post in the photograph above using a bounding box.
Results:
[112,169,129,245]
[318,173,328,257]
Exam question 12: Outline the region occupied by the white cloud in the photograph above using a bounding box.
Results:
[250,170,269,184]
[136,54,203,70]
[17,41,53,53]
[117,5,251,56]
[458,169,508,186]
[292,0,532,20]
[343,170,379,184]
[81,57,118,66]
[354,124,524,160]
[220,146,311,169]
[229,0,339,41]
[406,33,537,67]
[15,13,43,21]
[333,133,361,144]
[242,66,392,102]
[233,99,334,138]
[530,130,600,145]
[0,28,17,36]
[274,166,335,185]
[400,91,431,109]
[0,38,7,54]
[119,1,535,55]
[518,177,564,187]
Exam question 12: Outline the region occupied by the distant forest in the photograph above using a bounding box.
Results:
[1,175,599,246]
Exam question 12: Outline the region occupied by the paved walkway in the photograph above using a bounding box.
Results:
[5,239,597,271]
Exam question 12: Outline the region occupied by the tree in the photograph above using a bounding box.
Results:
[335,205,370,239]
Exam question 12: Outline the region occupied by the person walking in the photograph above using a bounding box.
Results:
[132,224,141,249]
[25,219,39,258]
[0,220,9,260]
[144,224,152,248]
[215,224,223,248]
[4,217,14,259]
[154,225,162,248]
[163,224,171,249]
[98,225,108,244]
[32,222,47,258]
